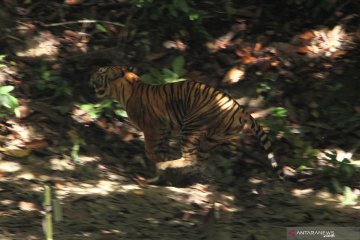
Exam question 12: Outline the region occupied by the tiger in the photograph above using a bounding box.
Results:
[89,66,280,178]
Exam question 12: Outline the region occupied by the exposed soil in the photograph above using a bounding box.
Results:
[0,1,359,239]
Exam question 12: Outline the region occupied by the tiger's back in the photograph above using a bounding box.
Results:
[126,81,243,133]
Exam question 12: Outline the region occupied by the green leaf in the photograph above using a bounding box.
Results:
[7,95,18,108]
[140,73,156,84]
[172,56,186,76]
[269,107,288,118]
[0,54,6,61]
[96,23,108,33]
[168,6,178,17]
[0,85,14,94]
[331,177,342,193]
[163,68,176,77]
[14,107,21,118]
[189,12,200,21]
[342,186,358,206]
[339,162,356,179]
[0,95,11,108]
[174,0,189,13]
[115,109,128,118]
[79,104,95,111]
[149,68,161,78]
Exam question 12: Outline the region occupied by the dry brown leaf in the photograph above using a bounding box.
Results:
[18,201,37,211]
[254,42,262,52]
[354,106,360,113]
[163,39,187,51]
[270,61,280,67]
[18,105,32,119]
[298,31,315,41]
[222,66,245,85]
[296,46,311,54]
[65,0,83,5]
[132,189,145,196]
[24,139,48,149]
[331,49,347,59]
[0,147,31,158]
[146,52,167,61]
[235,48,256,64]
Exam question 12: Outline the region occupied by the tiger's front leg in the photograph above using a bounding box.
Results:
[142,128,175,182]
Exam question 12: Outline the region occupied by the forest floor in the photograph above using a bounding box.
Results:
[0,1,359,240]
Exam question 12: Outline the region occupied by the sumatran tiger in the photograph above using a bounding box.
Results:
[90,66,281,179]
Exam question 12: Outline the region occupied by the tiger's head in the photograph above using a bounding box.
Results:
[90,66,139,98]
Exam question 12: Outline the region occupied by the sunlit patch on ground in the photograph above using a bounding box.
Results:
[293,25,354,58]
[13,31,59,60]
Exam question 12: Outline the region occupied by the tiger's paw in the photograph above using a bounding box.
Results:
[156,157,197,170]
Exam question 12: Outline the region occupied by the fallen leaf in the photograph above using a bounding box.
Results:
[331,49,347,59]
[18,105,32,119]
[132,189,145,196]
[18,201,37,211]
[147,52,167,61]
[298,31,315,41]
[207,32,234,53]
[222,66,245,84]
[163,39,187,51]
[296,46,311,54]
[24,139,48,149]
[355,106,360,113]
[65,0,83,5]
[254,42,262,52]
[235,48,256,64]
[0,172,6,179]
[0,147,31,157]
[270,61,280,67]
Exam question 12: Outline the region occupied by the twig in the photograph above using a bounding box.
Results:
[35,19,125,27]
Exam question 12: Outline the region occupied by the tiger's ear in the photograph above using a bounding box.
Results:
[121,66,140,82]
[107,66,125,81]
[124,71,140,82]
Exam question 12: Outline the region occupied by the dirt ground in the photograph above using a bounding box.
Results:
[0,1,359,239]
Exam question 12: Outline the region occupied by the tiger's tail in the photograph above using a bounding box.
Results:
[243,112,280,173]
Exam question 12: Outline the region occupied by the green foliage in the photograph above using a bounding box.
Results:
[68,129,86,162]
[95,23,108,33]
[320,151,358,201]
[257,76,277,94]
[132,0,203,21]
[291,136,320,168]
[286,0,341,18]
[269,107,288,118]
[0,54,6,68]
[263,106,321,168]
[326,105,360,133]
[322,151,357,182]
[35,65,72,97]
[342,186,358,206]
[261,106,291,140]
[0,85,20,118]
[130,0,207,38]
[140,56,187,85]
[80,99,127,119]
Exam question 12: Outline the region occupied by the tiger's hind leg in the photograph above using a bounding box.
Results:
[154,131,200,170]
[153,130,220,186]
